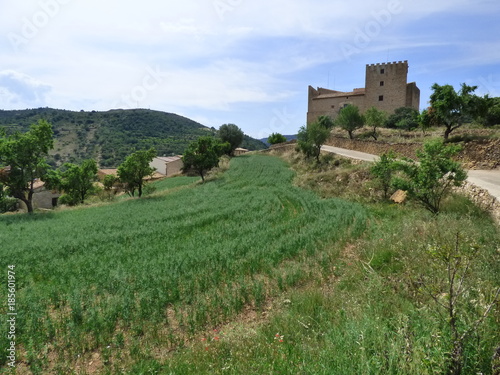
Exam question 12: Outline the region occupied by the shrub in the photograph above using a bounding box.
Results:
[392,139,467,214]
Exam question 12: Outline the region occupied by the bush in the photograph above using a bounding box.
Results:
[267,133,287,145]
[0,196,17,213]
[385,107,419,130]
[392,139,467,214]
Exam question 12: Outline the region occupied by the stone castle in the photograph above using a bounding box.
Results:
[307,60,420,124]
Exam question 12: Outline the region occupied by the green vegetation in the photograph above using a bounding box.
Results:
[0,119,53,213]
[267,132,287,145]
[0,149,498,374]
[0,154,367,373]
[364,106,387,140]
[218,124,244,155]
[336,104,365,139]
[0,108,267,167]
[370,150,397,199]
[297,121,330,162]
[117,148,157,197]
[392,140,467,214]
[429,83,489,140]
[182,137,229,182]
[385,106,420,131]
[45,159,98,205]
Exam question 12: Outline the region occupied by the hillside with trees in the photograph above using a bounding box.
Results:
[0,108,267,167]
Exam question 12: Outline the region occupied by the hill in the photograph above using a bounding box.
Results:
[0,108,267,167]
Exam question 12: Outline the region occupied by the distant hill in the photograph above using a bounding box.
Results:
[259,134,297,147]
[0,108,267,167]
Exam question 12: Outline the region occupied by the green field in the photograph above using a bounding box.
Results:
[0,154,368,373]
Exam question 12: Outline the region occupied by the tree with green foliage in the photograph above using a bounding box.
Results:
[103,174,118,191]
[429,83,488,140]
[0,183,18,213]
[45,159,98,205]
[392,139,467,214]
[316,115,335,129]
[385,107,419,131]
[218,123,244,155]
[335,105,364,139]
[479,96,500,127]
[0,119,53,213]
[418,107,434,134]
[182,137,225,182]
[117,148,156,197]
[364,106,387,140]
[267,132,287,145]
[370,150,397,199]
[297,120,330,162]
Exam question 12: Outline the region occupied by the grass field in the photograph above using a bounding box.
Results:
[0,154,369,374]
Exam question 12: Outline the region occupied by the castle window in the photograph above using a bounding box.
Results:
[380,81,384,86]
[379,95,384,101]
[331,105,335,109]
[380,68,385,74]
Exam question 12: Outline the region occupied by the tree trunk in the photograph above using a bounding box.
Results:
[138,184,143,198]
[348,131,354,140]
[449,342,463,375]
[444,126,452,140]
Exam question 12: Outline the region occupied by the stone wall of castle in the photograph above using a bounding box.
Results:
[307,61,420,125]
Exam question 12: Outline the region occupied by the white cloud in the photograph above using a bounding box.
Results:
[0,70,51,108]
[1,0,499,136]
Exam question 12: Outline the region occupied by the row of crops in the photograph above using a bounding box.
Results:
[0,154,367,371]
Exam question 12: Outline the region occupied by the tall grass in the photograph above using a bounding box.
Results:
[0,154,367,372]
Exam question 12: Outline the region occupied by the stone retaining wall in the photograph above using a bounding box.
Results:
[454,182,500,225]
[326,136,500,169]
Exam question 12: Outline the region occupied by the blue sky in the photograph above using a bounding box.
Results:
[1,0,499,138]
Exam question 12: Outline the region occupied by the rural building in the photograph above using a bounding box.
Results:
[1,167,60,210]
[150,156,183,177]
[18,180,61,210]
[307,60,420,124]
[234,148,249,156]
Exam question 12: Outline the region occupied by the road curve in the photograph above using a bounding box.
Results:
[321,145,500,201]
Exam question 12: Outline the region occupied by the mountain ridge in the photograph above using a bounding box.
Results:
[0,108,267,167]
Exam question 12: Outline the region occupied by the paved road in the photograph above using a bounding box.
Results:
[321,145,500,200]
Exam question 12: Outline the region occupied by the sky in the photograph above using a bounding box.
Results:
[1,0,500,139]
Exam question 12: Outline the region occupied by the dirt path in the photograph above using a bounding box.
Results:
[321,145,500,201]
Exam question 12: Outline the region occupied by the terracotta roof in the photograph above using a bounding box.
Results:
[314,88,366,99]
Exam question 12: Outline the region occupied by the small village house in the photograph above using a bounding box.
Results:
[234,148,249,156]
[150,156,183,177]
